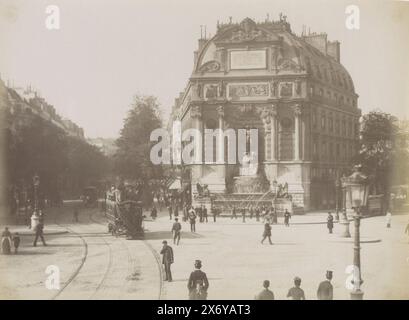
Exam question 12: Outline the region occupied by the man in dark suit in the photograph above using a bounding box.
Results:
[187,260,209,300]
[171,218,182,245]
[261,223,272,245]
[317,270,334,300]
[33,221,47,247]
[189,208,197,232]
[327,212,334,234]
[160,240,174,282]
[284,209,291,227]
[202,206,208,223]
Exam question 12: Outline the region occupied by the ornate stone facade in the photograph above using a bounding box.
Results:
[169,16,361,211]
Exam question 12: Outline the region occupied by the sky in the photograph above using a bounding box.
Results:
[0,0,408,138]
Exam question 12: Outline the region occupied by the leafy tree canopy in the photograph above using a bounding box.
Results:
[114,95,163,181]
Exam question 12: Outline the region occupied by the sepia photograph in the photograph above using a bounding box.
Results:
[0,0,408,305]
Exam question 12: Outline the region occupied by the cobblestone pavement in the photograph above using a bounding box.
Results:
[0,204,408,300]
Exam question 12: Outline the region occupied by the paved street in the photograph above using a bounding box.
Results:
[1,203,408,300]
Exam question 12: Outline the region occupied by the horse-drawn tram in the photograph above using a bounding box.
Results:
[105,189,145,240]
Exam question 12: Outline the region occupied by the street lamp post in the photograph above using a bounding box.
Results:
[335,177,340,221]
[339,174,351,238]
[31,174,40,229]
[342,167,370,300]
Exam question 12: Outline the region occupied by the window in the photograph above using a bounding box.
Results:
[329,116,334,132]
[313,141,318,159]
[329,142,334,159]
[321,141,327,158]
[335,119,340,134]
[312,110,317,128]
[321,114,326,130]
[336,143,340,157]
[342,119,346,136]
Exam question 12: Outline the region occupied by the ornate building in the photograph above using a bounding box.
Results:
[169,16,361,211]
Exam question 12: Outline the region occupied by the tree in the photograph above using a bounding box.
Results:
[353,110,409,207]
[64,136,109,197]
[114,95,163,182]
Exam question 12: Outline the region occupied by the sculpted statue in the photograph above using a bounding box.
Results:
[270,80,279,97]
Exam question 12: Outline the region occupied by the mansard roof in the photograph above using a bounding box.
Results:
[193,17,355,94]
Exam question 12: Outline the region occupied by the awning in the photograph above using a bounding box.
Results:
[168,179,182,190]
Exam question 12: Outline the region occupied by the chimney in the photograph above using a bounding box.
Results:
[303,33,327,55]
[198,38,207,52]
[327,41,340,62]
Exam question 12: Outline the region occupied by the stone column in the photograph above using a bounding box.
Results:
[190,105,203,166]
[293,104,301,161]
[261,116,270,161]
[271,104,278,161]
[216,105,224,164]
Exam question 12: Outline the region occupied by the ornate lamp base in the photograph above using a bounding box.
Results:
[339,220,351,238]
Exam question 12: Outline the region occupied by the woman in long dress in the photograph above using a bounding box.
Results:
[1,227,12,254]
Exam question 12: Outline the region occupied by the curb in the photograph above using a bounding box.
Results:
[10,230,69,236]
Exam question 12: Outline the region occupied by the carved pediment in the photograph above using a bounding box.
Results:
[278,58,302,72]
[198,60,220,73]
[216,18,279,44]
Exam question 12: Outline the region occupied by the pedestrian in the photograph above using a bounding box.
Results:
[211,206,217,222]
[255,280,275,300]
[241,208,246,223]
[174,205,179,218]
[187,260,209,300]
[198,206,203,223]
[255,207,260,222]
[284,209,291,227]
[73,207,79,223]
[231,206,237,219]
[249,207,254,219]
[160,240,174,282]
[12,232,20,254]
[1,227,12,254]
[151,206,157,220]
[171,218,182,245]
[327,212,334,234]
[273,209,278,224]
[203,206,208,223]
[183,205,188,222]
[33,221,46,247]
[168,205,173,220]
[189,207,197,233]
[261,223,273,245]
[317,270,334,300]
[385,211,392,228]
[287,277,306,300]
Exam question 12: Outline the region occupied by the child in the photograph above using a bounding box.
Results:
[13,232,20,254]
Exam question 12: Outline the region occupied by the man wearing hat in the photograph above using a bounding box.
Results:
[160,240,174,282]
[327,212,334,234]
[189,207,197,232]
[261,222,273,245]
[317,271,334,300]
[187,260,209,300]
[255,280,275,300]
[287,276,305,300]
[171,218,182,245]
